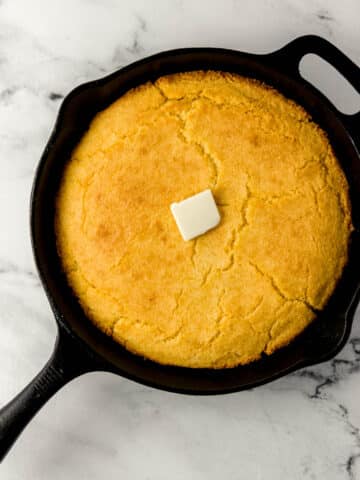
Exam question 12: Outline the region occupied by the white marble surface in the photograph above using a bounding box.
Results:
[0,0,360,478]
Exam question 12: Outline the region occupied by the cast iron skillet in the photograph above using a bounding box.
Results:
[0,35,359,461]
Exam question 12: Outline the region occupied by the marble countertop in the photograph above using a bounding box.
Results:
[0,0,360,478]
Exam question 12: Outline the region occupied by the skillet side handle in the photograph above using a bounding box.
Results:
[268,35,360,148]
[0,328,94,462]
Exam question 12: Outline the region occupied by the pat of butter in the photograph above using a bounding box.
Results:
[170,189,221,241]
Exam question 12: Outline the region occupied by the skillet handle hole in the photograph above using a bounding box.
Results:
[299,54,360,115]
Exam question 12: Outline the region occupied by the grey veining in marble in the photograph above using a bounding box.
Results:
[0,0,360,478]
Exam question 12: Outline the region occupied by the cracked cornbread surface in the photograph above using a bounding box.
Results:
[55,71,352,368]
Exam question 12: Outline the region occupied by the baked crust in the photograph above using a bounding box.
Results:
[55,71,353,368]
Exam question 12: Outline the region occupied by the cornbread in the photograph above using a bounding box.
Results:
[55,71,352,368]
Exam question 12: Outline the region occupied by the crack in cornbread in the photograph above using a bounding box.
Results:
[55,71,353,368]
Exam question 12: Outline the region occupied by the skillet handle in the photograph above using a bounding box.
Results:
[268,35,360,147]
[0,328,94,462]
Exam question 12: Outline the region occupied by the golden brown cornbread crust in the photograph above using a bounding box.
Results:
[55,71,353,368]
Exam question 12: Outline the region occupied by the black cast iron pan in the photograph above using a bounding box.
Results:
[0,35,359,461]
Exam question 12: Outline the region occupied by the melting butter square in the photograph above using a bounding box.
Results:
[170,189,221,241]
